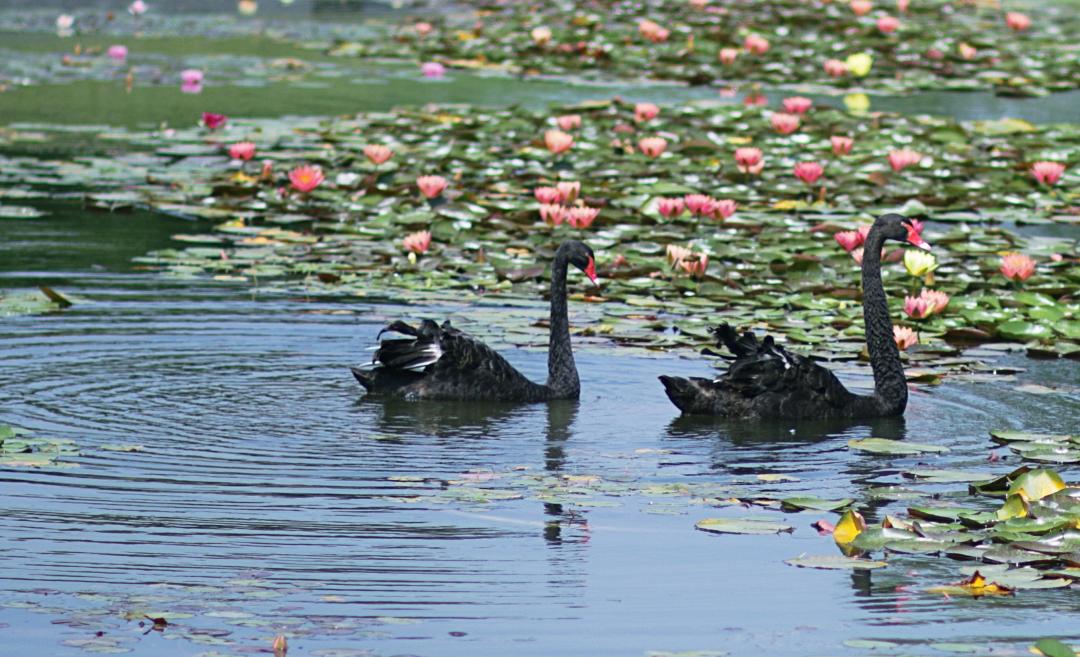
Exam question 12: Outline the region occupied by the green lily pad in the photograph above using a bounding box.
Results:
[784,555,887,570]
[848,438,949,455]
[695,518,794,535]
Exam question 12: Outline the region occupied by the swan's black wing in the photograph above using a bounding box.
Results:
[660,323,857,419]
[352,319,547,401]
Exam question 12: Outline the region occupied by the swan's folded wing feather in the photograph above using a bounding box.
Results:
[716,328,851,410]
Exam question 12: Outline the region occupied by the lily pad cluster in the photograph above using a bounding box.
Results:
[0,424,79,468]
[818,463,1080,593]
[333,0,1080,95]
[4,98,1076,369]
[0,286,72,317]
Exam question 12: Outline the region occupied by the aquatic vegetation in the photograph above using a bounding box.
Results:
[0,286,72,317]
[893,326,918,350]
[180,68,203,94]
[0,424,78,468]
[415,174,448,199]
[420,61,445,78]
[402,229,431,255]
[327,0,1080,95]
[1000,253,1036,282]
[1031,161,1066,187]
[0,100,1076,368]
[228,141,256,161]
[287,164,323,193]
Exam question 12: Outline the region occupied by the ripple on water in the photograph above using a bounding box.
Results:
[1,276,1079,656]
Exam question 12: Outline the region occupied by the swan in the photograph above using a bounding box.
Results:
[660,213,930,419]
[352,240,596,402]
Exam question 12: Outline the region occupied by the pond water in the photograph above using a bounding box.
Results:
[1,3,1079,656]
[2,203,1078,657]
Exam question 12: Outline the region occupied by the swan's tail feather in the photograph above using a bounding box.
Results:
[351,366,376,390]
[659,375,697,413]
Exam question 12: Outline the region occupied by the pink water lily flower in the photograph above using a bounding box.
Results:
[734,147,764,175]
[201,112,227,130]
[534,186,562,204]
[683,194,716,216]
[414,22,433,37]
[897,0,910,13]
[958,43,977,60]
[420,62,445,78]
[531,26,552,46]
[403,230,432,254]
[129,0,147,15]
[680,253,709,278]
[713,199,737,220]
[743,34,769,55]
[893,326,918,350]
[1000,253,1035,282]
[289,165,324,193]
[539,204,565,226]
[877,15,900,33]
[851,247,865,265]
[228,141,256,161]
[834,230,864,252]
[888,149,922,172]
[919,289,950,314]
[794,161,824,185]
[782,97,812,115]
[544,129,574,154]
[719,48,738,65]
[1030,161,1065,186]
[666,244,693,267]
[107,45,128,62]
[657,197,685,218]
[743,92,768,108]
[831,136,854,155]
[850,0,873,16]
[824,59,848,77]
[556,181,581,203]
[181,69,204,94]
[363,144,394,166]
[416,175,448,199]
[771,112,800,135]
[556,114,582,131]
[639,137,667,158]
[638,19,670,43]
[1005,12,1031,31]
[566,206,599,229]
[903,295,934,319]
[634,102,660,123]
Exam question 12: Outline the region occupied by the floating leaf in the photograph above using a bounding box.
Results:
[784,555,887,570]
[848,438,949,455]
[695,518,794,535]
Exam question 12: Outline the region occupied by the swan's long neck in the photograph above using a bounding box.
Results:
[546,250,580,398]
[860,228,908,415]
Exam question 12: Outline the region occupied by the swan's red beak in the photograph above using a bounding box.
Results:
[906,225,931,251]
[584,257,598,286]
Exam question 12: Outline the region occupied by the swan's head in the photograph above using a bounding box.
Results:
[877,213,931,251]
[560,240,598,286]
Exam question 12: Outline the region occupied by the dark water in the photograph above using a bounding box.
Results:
[1,206,1078,657]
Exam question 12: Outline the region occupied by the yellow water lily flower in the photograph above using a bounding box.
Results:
[904,249,937,277]
[845,53,873,77]
[843,93,871,115]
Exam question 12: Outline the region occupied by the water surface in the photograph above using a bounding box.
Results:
[1,205,1077,657]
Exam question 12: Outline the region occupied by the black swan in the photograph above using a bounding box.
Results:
[659,213,930,419]
[352,240,597,401]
